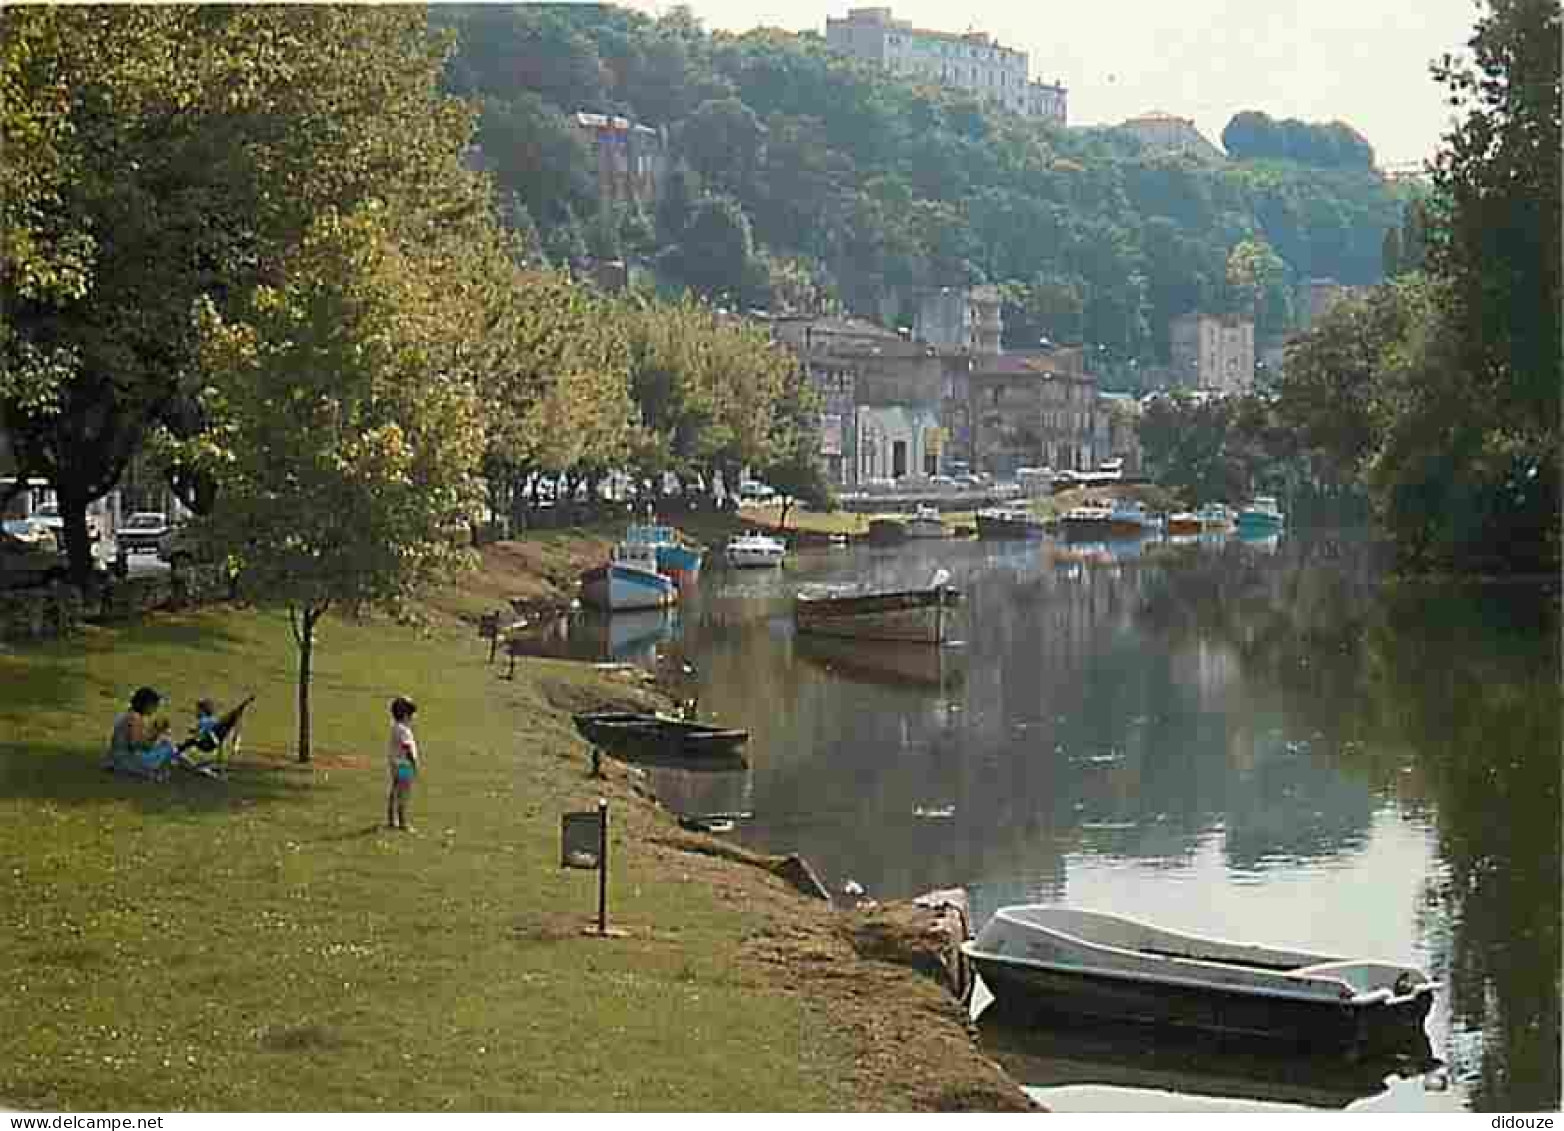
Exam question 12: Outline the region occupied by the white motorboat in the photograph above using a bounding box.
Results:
[905,504,948,539]
[963,906,1436,1048]
[724,531,786,569]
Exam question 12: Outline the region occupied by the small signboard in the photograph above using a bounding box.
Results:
[561,811,603,869]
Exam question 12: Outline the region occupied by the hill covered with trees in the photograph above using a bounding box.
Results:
[435,4,1415,374]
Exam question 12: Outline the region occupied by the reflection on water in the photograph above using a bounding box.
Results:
[537,533,1561,1111]
[976,1010,1442,1112]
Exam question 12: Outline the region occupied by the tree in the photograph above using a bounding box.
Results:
[680,97,767,197]
[757,370,832,531]
[0,7,484,585]
[663,195,754,301]
[192,209,486,762]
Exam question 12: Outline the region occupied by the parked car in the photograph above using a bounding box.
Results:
[738,480,776,503]
[0,528,67,589]
[2,517,56,547]
[32,503,100,542]
[117,511,169,555]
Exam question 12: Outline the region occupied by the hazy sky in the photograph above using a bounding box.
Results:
[616,0,1483,167]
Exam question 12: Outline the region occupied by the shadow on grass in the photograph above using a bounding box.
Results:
[0,741,320,815]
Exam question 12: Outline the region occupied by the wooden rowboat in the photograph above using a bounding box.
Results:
[793,569,961,645]
[571,710,750,769]
[963,907,1436,1049]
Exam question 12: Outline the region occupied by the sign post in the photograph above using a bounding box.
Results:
[561,798,617,937]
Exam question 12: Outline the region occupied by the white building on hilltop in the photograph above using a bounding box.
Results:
[826,7,1067,124]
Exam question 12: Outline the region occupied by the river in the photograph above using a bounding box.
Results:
[534,528,1560,1112]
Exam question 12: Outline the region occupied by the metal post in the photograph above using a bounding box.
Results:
[596,797,609,937]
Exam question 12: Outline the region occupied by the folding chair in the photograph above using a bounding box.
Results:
[177,694,255,775]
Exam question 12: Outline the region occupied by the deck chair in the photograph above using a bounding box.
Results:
[177,694,255,773]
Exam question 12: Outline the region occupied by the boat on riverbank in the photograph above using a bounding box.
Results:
[975,507,1049,540]
[963,907,1436,1048]
[866,515,908,543]
[1197,502,1235,532]
[1165,511,1202,536]
[578,541,677,612]
[572,710,749,768]
[794,568,961,644]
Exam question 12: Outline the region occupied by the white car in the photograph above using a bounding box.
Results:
[118,511,169,554]
[738,481,776,503]
[31,503,101,542]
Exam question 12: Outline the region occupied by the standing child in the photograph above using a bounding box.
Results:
[386,696,420,832]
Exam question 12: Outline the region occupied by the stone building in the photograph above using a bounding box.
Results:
[967,347,1102,476]
[826,7,1067,124]
[571,112,667,208]
[1169,312,1255,394]
[1117,111,1225,161]
[770,316,944,487]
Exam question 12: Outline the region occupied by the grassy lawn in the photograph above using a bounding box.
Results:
[0,587,1024,1111]
[0,606,848,1110]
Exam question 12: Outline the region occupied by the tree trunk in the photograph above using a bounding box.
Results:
[291,603,324,764]
[56,487,97,588]
[778,498,793,532]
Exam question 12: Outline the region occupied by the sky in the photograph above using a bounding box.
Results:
[615,0,1484,168]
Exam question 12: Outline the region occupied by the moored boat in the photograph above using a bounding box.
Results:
[1236,496,1285,532]
[1165,511,1202,536]
[724,531,787,569]
[963,906,1436,1048]
[905,504,948,539]
[794,568,961,644]
[624,523,705,587]
[571,710,749,768]
[578,540,677,612]
[975,506,1049,540]
[866,516,908,543]
[1060,498,1157,541]
[1197,502,1235,532]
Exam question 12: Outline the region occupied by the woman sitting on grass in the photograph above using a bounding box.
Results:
[103,686,187,780]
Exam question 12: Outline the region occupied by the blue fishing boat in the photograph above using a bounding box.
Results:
[624,523,705,588]
[1236,495,1286,533]
[579,540,677,612]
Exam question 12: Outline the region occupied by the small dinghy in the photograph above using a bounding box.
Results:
[571,710,749,769]
[963,907,1436,1048]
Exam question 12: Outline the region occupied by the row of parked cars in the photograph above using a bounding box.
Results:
[1,508,200,589]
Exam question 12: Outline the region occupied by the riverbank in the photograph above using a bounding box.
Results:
[0,547,1030,1111]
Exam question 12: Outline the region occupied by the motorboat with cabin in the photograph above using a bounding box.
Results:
[578,539,677,612]
[724,530,787,569]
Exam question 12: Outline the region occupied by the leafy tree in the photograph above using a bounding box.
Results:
[663,195,754,301]
[476,93,599,227]
[758,370,833,531]
[192,209,486,762]
[0,7,482,584]
[680,96,767,197]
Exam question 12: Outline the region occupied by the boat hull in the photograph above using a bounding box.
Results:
[866,518,908,543]
[724,536,786,568]
[579,563,676,612]
[963,907,1436,1050]
[655,543,703,587]
[1061,519,1154,542]
[904,518,948,539]
[968,953,1432,1049]
[975,511,1048,539]
[571,711,749,769]
[794,587,958,644]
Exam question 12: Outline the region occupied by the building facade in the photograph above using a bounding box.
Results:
[571,113,667,207]
[770,315,944,488]
[1117,111,1225,161]
[1169,312,1255,394]
[826,7,1067,124]
[967,347,1104,475]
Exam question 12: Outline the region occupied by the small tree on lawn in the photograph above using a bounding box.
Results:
[758,368,833,531]
[194,207,485,762]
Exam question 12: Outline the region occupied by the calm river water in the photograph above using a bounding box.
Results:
[540,529,1560,1112]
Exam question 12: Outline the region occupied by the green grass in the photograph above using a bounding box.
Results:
[0,606,858,1110]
